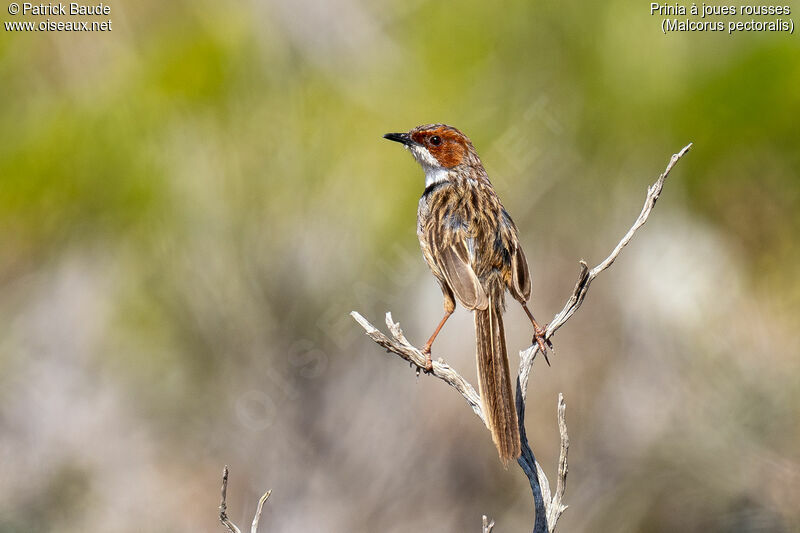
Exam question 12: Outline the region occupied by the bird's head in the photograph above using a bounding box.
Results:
[384,124,480,186]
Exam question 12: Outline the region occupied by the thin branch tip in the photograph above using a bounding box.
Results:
[218,467,271,533]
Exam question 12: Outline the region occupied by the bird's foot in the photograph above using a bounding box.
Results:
[532,325,554,366]
[420,345,434,374]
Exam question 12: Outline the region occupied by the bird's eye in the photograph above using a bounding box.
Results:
[429,135,441,146]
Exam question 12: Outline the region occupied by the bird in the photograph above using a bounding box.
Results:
[384,123,551,465]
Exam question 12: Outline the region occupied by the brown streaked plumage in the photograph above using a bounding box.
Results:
[384,124,551,465]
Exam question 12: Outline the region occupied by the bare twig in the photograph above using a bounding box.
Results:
[350,311,486,426]
[482,515,495,533]
[518,142,693,401]
[220,466,240,533]
[547,394,569,528]
[219,466,272,533]
[251,490,273,533]
[352,143,691,533]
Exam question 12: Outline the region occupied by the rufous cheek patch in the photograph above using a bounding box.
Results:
[431,142,466,168]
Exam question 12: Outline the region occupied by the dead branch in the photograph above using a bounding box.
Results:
[352,143,692,532]
[219,466,271,533]
[350,311,486,424]
[517,142,694,402]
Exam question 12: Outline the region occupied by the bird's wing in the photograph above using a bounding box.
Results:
[509,242,531,303]
[438,238,489,311]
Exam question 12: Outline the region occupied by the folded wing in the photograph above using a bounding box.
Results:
[509,243,531,303]
[438,239,489,311]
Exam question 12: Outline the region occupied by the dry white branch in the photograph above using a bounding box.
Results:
[482,515,495,533]
[352,143,691,533]
[219,466,272,533]
[548,394,569,527]
[350,311,486,425]
[517,142,693,402]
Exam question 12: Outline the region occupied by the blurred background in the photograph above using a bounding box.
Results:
[1,1,799,531]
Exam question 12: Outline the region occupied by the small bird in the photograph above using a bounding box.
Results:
[384,124,551,464]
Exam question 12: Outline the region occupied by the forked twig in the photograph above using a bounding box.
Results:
[219,466,272,533]
[517,143,693,401]
[351,311,486,424]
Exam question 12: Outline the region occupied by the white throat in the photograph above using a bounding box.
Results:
[424,167,449,187]
[408,144,449,188]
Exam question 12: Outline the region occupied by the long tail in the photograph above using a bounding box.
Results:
[475,297,520,465]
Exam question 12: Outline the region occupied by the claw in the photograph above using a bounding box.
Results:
[522,304,553,364]
[532,324,553,366]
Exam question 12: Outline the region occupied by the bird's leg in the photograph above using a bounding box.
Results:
[522,303,553,365]
[421,309,453,372]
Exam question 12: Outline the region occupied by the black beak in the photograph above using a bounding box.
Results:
[383,132,413,146]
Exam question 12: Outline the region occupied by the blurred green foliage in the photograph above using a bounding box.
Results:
[1,1,797,298]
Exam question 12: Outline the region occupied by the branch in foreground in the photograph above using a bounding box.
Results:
[352,143,691,533]
[219,466,271,533]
